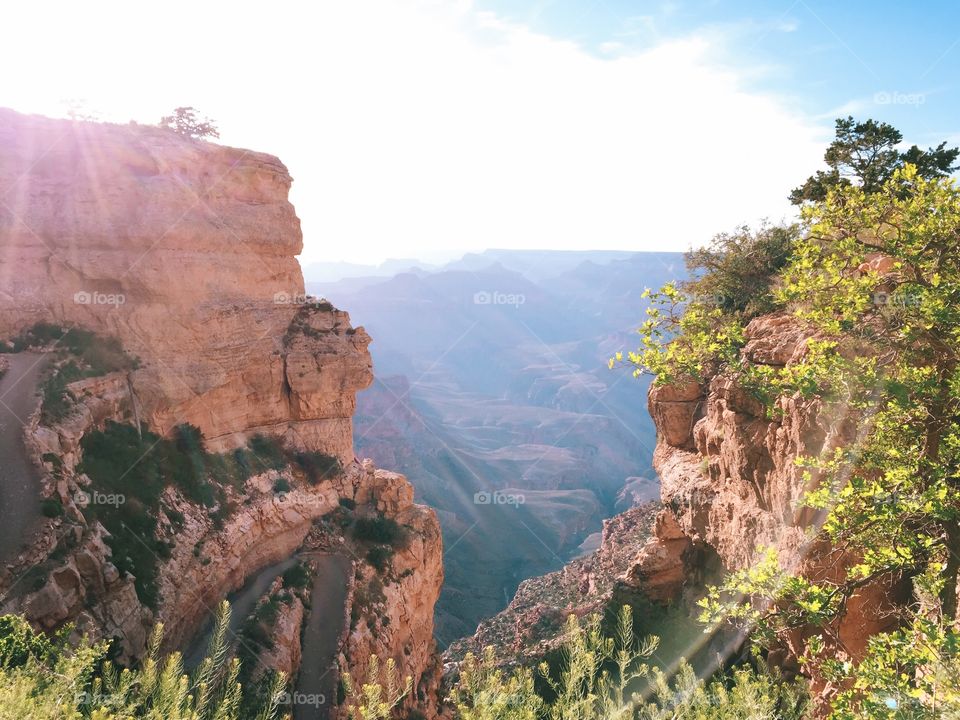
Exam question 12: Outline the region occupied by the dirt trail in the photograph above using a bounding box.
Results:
[182,557,299,670]
[181,552,351,720]
[294,553,351,720]
[0,353,48,565]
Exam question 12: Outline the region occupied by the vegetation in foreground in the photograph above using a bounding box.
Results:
[0,603,285,720]
[620,117,960,718]
[0,601,805,719]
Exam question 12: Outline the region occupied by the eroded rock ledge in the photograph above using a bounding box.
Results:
[0,107,370,461]
[0,108,444,714]
[628,313,905,700]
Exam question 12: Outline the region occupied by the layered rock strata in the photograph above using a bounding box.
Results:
[0,109,444,712]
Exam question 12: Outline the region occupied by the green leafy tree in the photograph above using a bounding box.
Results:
[622,114,960,716]
[684,222,798,319]
[160,106,220,140]
[637,162,960,717]
[789,116,958,204]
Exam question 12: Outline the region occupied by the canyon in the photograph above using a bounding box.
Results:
[0,108,442,717]
[315,251,678,643]
[0,106,909,718]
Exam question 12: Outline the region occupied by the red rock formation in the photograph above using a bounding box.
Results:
[340,463,444,717]
[0,109,444,711]
[631,313,905,708]
[0,108,370,461]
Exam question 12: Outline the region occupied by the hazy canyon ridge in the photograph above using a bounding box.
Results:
[308,250,681,642]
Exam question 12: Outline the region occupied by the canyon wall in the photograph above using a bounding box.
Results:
[0,108,369,460]
[629,314,904,697]
[0,109,443,711]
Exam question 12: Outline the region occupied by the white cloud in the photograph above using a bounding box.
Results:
[1,0,825,264]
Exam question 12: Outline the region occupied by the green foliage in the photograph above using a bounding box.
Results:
[613,281,746,385]
[820,612,960,718]
[639,659,807,720]
[0,615,55,669]
[365,545,393,573]
[248,434,289,472]
[39,497,64,518]
[341,655,412,720]
[10,325,138,423]
[78,421,257,608]
[684,223,798,319]
[290,450,342,485]
[159,106,220,139]
[281,562,311,590]
[446,607,806,720]
[790,116,958,204]
[0,603,285,719]
[625,118,960,718]
[352,515,405,546]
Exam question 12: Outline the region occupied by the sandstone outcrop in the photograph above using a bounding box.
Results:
[340,463,444,716]
[445,503,658,666]
[0,109,444,713]
[630,313,903,703]
[0,108,371,461]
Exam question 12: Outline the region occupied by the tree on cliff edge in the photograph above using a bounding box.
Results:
[160,106,220,140]
[790,116,958,204]
[626,119,960,718]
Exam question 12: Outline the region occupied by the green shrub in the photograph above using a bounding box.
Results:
[164,507,186,528]
[353,515,405,546]
[78,421,247,608]
[0,602,286,720]
[683,222,797,320]
[442,607,808,720]
[272,477,291,494]
[30,326,137,424]
[281,562,311,590]
[291,450,341,484]
[366,545,393,573]
[39,498,64,518]
[339,497,357,511]
[0,615,54,669]
[247,434,288,472]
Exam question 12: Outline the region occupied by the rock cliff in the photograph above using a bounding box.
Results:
[0,109,443,713]
[445,503,658,667]
[0,107,370,460]
[630,313,903,700]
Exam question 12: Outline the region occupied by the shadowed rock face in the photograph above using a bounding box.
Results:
[0,108,371,460]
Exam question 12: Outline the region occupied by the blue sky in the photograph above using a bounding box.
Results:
[477,0,960,147]
[2,1,957,264]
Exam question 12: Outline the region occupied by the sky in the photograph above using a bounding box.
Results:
[2,1,958,265]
